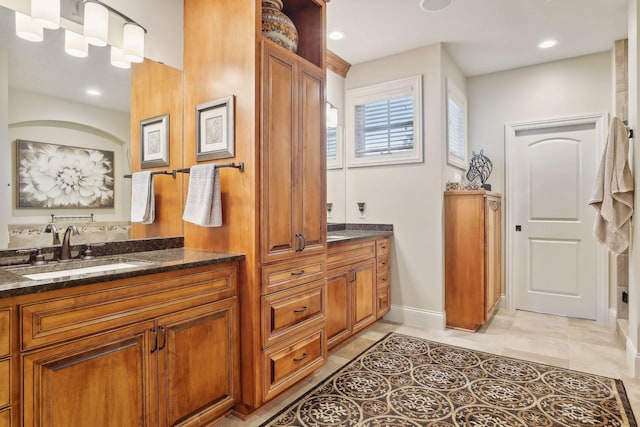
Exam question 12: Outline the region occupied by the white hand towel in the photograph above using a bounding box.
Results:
[589,116,634,254]
[182,164,222,227]
[130,171,155,224]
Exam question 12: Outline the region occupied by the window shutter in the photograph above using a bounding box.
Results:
[446,81,467,168]
[354,96,414,157]
[326,126,337,161]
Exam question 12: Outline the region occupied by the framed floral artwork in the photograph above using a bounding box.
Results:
[140,113,169,168]
[16,139,114,208]
[196,96,235,161]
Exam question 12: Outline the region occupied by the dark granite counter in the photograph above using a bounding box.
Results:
[327,223,393,245]
[0,247,245,299]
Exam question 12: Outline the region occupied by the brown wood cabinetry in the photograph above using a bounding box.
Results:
[445,191,502,331]
[6,262,240,427]
[0,308,10,427]
[326,237,391,349]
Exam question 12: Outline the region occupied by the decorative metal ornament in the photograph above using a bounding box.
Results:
[466,149,493,190]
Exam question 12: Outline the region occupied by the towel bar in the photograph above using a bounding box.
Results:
[172,162,245,178]
[123,170,172,179]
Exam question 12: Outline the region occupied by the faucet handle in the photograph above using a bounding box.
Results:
[16,248,47,265]
[82,243,105,260]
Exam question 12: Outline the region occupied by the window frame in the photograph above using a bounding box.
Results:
[446,78,468,169]
[345,75,423,167]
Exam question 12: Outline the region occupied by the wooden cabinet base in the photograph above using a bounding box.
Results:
[0,408,9,427]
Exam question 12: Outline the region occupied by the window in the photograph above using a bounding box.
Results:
[346,75,423,167]
[446,79,468,169]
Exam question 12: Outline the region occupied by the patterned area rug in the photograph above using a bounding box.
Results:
[261,333,637,426]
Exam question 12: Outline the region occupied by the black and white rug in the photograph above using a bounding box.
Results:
[261,332,637,426]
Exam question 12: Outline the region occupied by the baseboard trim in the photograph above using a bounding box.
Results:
[608,308,617,327]
[385,304,445,330]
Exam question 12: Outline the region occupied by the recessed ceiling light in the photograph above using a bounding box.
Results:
[328,31,345,41]
[420,0,454,11]
[538,39,558,49]
[86,89,101,96]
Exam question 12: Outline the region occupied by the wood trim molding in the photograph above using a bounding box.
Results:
[326,50,351,78]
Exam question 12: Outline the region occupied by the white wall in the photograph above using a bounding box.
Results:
[327,70,346,224]
[343,43,461,328]
[0,48,9,248]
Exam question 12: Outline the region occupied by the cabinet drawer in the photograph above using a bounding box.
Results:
[262,280,325,348]
[376,238,390,256]
[0,310,9,358]
[262,255,326,294]
[327,240,376,269]
[0,408,9,427]
[21,265,237,350]
[377,286,391,319]
[262,325,326,401]
[377,254,390,273]
[0,359,8,409]
[377,271,390,288]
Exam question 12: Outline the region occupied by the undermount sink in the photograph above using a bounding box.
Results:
[8,256,157,281]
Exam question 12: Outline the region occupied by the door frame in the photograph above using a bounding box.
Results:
[505,113,610,324]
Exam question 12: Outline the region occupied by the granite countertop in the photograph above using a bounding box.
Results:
[0,248,245,299]
[327,224,393,244]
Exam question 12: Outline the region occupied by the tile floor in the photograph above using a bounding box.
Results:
[219,309,640,426]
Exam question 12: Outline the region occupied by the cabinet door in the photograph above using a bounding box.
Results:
[351,259,377,334]
[297,61,326,256]
[326,269,351,349]
[157,298,239,427]
[22,322,155,427]
[485,196,502,319]
[261,43,298,262]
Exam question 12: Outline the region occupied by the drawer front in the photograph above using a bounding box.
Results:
[377,286,391,319]
[0,408,9,427]
[376,238,390,256]
[377,254,390,273]
[327,240,376,269]
[0,359,8,409]
[262,280,326,348]
[22,264,237,350]
[0,310,9,358]
[262,255,326,294]
[262,325,326,401]
[377,270,390,288]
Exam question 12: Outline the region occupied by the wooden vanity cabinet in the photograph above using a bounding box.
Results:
[444,190,502,331]
[0,308,10,427]
[12,262,239,427]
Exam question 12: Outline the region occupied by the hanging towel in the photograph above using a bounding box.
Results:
[589,116,634,254]
[182,164,222,227]
[130,171,155,224]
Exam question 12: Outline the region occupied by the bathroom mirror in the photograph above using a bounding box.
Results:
[0,4,182,249]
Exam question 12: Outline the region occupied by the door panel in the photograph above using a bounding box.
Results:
[512,122,597,319]
[326,270,350,348]
[352,260,376,334]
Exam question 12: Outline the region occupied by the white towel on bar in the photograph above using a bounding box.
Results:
[182,164,222,227]
[589,116,634,254]
[130,171,155,224]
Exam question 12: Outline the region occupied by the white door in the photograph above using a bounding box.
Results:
[507,115,606,320]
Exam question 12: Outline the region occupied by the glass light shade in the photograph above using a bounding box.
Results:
[326,104,338,128]
[110,46,131,69]
[83,2,109,47]
[15,12,43,42]
[65,30,88,58]
[31,0,60,29]
[123,23,144,63]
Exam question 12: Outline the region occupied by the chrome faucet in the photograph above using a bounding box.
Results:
[44,223,60,245]
[60,224,80,262]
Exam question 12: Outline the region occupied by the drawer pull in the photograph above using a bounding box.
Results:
[150,327,158,353]
[293,306,308,314]
[293,352,308,362]
[291,270,306,277]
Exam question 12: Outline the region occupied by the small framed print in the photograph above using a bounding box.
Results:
[196,95,234,161]
[140,114,169,168]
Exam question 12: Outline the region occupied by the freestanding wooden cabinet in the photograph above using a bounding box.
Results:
[444,190,501,331]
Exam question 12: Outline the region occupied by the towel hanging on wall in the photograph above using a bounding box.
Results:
[182,164,222,227]
[588,116,634,254]
[130,171,155,224]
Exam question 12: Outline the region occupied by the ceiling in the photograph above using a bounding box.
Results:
[326,0,629,76]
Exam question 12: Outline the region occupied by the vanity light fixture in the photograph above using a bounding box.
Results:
[110,46,131,69]
[31,0,60,29]
[123,22,145,63]
[326,103,338,128]
[65,30,89,58]
[15,11,44,42]
[83,1,109,47]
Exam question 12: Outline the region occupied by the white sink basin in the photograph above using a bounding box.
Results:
[21,262,143,280]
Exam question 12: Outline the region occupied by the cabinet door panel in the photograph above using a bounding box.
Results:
[0,360,8,409]
[352,260,376,334]
[485,196,502,319]
[0,408,8,427]
[157,298,239,427]
[298,63,326,255]
[261,44,297,261]
[326,271,350,349]
[22,322,154,427]
[0,309,9,358]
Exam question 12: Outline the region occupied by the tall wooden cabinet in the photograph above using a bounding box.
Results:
[444,191,502,331]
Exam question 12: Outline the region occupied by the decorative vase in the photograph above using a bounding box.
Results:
[262,0,298,53]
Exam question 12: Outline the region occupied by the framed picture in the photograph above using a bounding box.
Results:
[140,114,169,168]
[16,139,114,208]
[196,96,235,161]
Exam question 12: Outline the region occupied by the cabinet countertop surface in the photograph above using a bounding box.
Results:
[327,229,393,245]
[0,248,245,299]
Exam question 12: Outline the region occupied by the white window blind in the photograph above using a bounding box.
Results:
[326,126,337,162]
[446,80,468,169]
[346,75,423,167]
